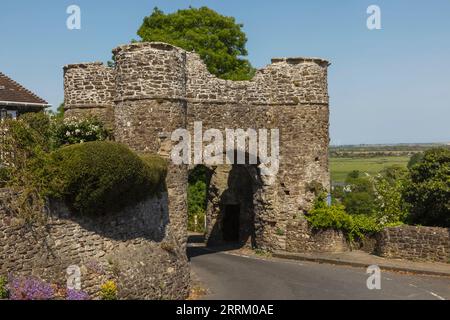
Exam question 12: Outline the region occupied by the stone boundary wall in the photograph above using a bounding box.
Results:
[0,189,189,300]
[286,219,349,253]
[376,226,450,263]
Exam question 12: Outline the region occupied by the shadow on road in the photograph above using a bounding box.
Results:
[187,233,246,261]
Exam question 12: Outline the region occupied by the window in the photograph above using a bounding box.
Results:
[7,110,17,119]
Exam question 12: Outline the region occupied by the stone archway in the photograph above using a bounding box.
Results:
[205,163,263,248]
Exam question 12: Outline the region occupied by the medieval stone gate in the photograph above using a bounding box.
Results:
[64,42,331,252]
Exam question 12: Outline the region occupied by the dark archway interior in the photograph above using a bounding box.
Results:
[205,162,262,248]
[223,204,240,242]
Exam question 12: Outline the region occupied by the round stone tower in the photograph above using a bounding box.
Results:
[113,42,188,248]
[63,62,115,129]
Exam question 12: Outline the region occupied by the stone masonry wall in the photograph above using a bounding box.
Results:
[186,52,330,250]
[286,219,349,253]
[376,226,450,263]
[63,62,115,128]
[0,188,189,300]
[112,43,188,250]
[64,41,331,252]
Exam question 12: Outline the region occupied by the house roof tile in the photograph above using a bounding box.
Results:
[0,72,48,105]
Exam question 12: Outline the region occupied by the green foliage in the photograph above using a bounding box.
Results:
[342,171,377,216]
[0,166,10,187]
[137,7,256,80]
[100,281,118,300]
[408,152,424,169]
[51,116,110,148]
[0,275,8,299]
[372,166,409,225]
[19,112,52,147]
[187,166,209,233]
[33,141,167,216]
[403,148,450,227]
[333,166,409,228]
[1,116,49,162]
[307,193,382,242]
[56,103,65,119]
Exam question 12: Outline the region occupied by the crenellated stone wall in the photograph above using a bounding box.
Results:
[63,42,331,252]
[185,51,330,251]
[0,188,189,300]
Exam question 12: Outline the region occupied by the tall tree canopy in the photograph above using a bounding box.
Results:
[403,147,450,227]
[137,7,255,81]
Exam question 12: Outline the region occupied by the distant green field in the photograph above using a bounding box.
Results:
[330,156,410,183]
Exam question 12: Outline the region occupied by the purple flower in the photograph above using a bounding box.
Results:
[8,276,54,300]
[66,289,90,301]
[85,260,105,275]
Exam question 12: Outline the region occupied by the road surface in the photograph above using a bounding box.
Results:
[188,246,450,300]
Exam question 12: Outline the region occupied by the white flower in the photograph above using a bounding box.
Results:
[66,131,71,137]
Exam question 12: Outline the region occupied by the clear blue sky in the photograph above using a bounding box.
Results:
[1,0,449,145]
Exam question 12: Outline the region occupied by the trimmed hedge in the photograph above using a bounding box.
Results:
[34,141,167,215]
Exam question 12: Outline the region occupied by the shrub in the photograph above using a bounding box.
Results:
[0,118,49,223]
[100,281,118,300]
[0,117,48,169]
[0,166,11,187]
[0,276,8,299]
[20,112,52,146]
[306,194,382,242]
[52,116,110,148]
[34,141,167,215]
[403,147,450,227]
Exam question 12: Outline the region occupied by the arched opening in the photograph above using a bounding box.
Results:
[187,165,212,234]
[205,162,263,248]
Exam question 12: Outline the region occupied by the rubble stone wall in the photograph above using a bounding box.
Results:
[0,188,189,300]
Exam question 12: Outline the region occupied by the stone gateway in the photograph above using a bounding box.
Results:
[64,41,333,252]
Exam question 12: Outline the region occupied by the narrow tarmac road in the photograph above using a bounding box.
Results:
[188,246,450,300]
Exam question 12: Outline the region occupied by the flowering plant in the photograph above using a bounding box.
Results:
[100,280,118,300]
[52,117,110,147]
[8,276,54,300]
[66,289,90,300]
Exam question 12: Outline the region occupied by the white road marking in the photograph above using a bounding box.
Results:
[428,291,445,300]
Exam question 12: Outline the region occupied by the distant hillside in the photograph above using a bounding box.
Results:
[330,143,450,158]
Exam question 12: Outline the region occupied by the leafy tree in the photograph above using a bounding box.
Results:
[408,152,424,169]
[56,103,65,119]
[403,148,450,227]
[187,166,211,232]
[137,7,256,80]
[343,170,377,216]
[372,166,409,225]
[47,103,65,120]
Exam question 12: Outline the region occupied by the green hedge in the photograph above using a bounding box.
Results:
[34,141,167,215]
[306,204,384,242]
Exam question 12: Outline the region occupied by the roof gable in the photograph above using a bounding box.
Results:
[0,72,48,105]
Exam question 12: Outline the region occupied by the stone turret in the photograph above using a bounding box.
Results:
[113,42,188,248]
[63,62,115,128]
